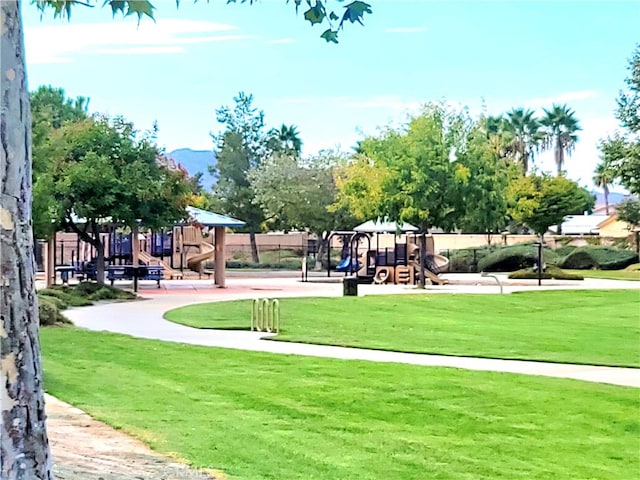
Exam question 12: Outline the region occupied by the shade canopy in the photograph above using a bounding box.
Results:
[186,206,245,228]
[353,218,419,233]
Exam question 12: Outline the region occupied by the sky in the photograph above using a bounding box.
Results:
[22,0,640,191]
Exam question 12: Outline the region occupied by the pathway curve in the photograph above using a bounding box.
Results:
[63,276,640,388]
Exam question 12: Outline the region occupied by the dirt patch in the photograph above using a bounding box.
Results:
[46,395,220,480]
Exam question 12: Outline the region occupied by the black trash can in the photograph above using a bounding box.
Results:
[343,277,358,296]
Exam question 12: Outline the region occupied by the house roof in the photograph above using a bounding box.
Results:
[549,214,611,235]
[186,206,245,228]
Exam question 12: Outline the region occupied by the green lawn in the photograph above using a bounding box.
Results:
[165,290,640,367]
[564,269,640,281]
[41,328,639,480]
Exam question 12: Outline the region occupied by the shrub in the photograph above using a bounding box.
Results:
[442,247,497,273]
[508,266,584,281]
[38,296,70,326]
[38,287,93,307]
[559,247,639,270]
[478,245,558,272]
[38,282,136,327]
[87,286,136,301]
[226,259,302,270]
[553,245,577,258]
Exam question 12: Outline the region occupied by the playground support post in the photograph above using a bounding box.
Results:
[214,226,226,288]
[535,240,543,287]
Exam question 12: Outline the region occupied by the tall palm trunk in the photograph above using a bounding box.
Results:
[603,184,610,215]
[555,137,564,176]
[1,1,53,478]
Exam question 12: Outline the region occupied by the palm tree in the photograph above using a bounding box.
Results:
[540,104,582,176]
[503,108,543,175]
[593,160,615,215]
[268,124,303,156]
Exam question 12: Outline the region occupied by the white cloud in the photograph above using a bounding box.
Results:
[385,27,428,34]
[526,90,598,109]
[268,38,296,45]
[25,19,249,64]
[96,46,185,55]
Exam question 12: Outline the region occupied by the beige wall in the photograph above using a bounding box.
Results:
[599,219,632,238]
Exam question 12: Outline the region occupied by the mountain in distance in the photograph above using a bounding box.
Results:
[593,191,630,207]
[167,148,217,191]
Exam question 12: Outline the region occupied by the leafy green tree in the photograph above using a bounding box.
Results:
[267,124,303,156]
[1,2,371,477]
[617,197,640,254]
[616,197,640,229]
[507,174,595,237]
[456,124,516,243]
[31,86,91,239]
[40,116,192,282]
[540,104,582,176]
[503,108,543,175]
[211,92,269,262]
[600,44,640,195]
[249,150,355,262]
[592,160,616,215]
[616,44,640,132]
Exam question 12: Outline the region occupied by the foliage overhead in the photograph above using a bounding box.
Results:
[33,0,373,42]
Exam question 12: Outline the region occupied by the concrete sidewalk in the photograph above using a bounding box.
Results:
[62,275,640,388]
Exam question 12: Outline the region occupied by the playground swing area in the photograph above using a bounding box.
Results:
[42,207,245,290]
[323,219,450,286]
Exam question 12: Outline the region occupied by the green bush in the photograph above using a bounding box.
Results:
[553,245,577,258]
[558,247,639,270]
[38,287,93,307]
[38,282,136,327]
[477,245,558,272]
[38,296,70,326]
[226,259,302,270]
[442,246,498,272]
[508,266,584,280]
[87,286,136,301]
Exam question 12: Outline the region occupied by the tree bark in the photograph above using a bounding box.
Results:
[1,2,53,478]
[249,230,260,264]
[417,231,426,289]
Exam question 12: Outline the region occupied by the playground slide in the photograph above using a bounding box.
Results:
[412,254,450,285]
[186,241,215,274]
[138,251,184,280]
[422,266,449,285]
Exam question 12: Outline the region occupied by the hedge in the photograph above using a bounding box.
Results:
[508,266,584,281]
[558,247,639,270]
[477,244,559,272]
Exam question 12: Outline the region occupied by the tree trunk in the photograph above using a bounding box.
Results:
[315,234,327,270]
[94,234,105,285]
[249,230,260,264]
[417,231,426,289]
[604,186,610,215]
[1,2,53,478]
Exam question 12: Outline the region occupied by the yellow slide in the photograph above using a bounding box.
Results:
[138,251,184,280]
[186,241,215,274]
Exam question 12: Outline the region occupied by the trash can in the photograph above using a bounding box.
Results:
[343,277,358,296]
